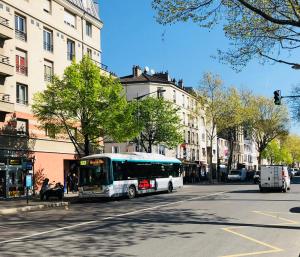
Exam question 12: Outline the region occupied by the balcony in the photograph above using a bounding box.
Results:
[15,29,27,42]
[16,64,28,76]
[0,93,14,121]
[0,55,14,77]
[0,16,13,40]
[43,42,53,52]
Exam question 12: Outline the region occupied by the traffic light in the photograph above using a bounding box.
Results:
[273,90,281,105]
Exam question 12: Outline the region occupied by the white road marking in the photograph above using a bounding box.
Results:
[0,191,226,244]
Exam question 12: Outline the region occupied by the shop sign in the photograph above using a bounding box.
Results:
[9,159,21,165]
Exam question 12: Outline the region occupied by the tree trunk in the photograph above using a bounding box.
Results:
[84,135,90,156]
[209,137,213,183]
[258,152,262,169]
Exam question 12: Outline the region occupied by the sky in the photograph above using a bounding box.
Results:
[100,0,300,135]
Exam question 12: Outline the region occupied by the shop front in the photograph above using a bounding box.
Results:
[0,158,32,198]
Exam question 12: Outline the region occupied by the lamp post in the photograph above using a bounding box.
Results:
[133,88,166,152]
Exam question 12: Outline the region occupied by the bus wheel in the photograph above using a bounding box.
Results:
[128,185,136,199]
[168,182,173,193]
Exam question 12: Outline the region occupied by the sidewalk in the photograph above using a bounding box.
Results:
[0,192,78,215]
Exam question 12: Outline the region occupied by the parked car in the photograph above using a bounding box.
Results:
[253,171,260,184]
[227,168,247,181]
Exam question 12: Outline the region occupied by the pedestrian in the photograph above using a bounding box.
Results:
[66,172,71,194]
[72,173,78,193]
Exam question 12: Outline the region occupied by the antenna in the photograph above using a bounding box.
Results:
[144,66,150,73]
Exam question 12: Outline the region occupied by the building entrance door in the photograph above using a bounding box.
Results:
[0,170,6,197]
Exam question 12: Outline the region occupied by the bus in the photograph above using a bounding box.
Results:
[78,152,183,199]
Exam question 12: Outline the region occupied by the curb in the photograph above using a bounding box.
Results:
[0,202,69,215]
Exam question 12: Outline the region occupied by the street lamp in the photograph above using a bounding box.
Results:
[133,88,166,152]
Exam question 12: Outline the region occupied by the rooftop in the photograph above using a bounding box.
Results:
[67,0,100,20]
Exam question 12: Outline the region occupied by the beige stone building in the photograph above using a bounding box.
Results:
[0,0,104,197]
[104,66,212,182]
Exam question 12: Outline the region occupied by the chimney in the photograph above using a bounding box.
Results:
[132,65,142,77]
[178,79,183,88]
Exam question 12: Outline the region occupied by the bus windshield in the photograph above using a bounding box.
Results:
[79,158,111,186]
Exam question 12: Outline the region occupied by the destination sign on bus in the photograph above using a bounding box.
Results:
[80,159,104,166]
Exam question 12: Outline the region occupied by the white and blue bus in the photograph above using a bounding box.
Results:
[78,152,183,199]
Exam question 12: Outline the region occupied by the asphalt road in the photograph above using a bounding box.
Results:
[0,178,300,257]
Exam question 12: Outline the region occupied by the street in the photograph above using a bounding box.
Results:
[0,180,300,257]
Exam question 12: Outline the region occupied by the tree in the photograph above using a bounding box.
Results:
[32,56,137,157]
[196,72,225,181]
[281,135,300,165]
[131,97,183,153]
[246,96,289,166]
[261,140,281,164]
[152,0,300,70]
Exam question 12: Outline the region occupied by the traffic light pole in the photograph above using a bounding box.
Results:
[274,89,300,105]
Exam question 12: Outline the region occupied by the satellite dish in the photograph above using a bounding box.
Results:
[144,66,150,73]
[150,69,155,75]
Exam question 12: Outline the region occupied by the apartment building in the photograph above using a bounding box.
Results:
[104,65,210,181]
[0,0,104,197]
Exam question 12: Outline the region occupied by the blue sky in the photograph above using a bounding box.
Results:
[100,0,300,134]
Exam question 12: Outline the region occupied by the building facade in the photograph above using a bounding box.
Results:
[104,65,212,182]
[0,0,104,197]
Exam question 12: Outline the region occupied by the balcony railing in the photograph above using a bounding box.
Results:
[44,73,53,82]
[16,64,28,75]
[67,52,75,61]
[16,98,28,105]
[15,29,27,41]
[0,16,9,27]
[43,42,53,52]
[0,93,10,102]
[92,60,109,71]
[0,54,10,65]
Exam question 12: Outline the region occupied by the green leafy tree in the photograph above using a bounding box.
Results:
[261,140,281,164]
[152,0,300,70]
[32,56,137,157]
[196,72,225,181]
[282,135,300,165]
[131,97,183,153]
[246,96,289,166]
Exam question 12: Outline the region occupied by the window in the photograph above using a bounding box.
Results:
[157,87,164,98]
[87,48,92,58]
[158,145,165,155]
[15,49,27,75]
[188,131,191,144]
[44,59,53,82]
[182,94,185,107]
[43,28,53,52]
[64,9,76,28]
[16,119,28,135]
[112,146,120,153]
[86,21,92,37]
[187,97,189,109]
[45,124,56,138]
[16,83,28,105]
[173,90,176,103]
[202,133,205,142]
[43,0,51,13]
[67,39,75,60]
[202,148,206,157]
[15,14,26,41]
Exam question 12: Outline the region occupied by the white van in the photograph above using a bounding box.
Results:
[259,165,290,192]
